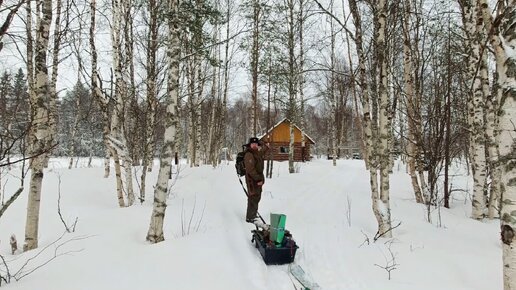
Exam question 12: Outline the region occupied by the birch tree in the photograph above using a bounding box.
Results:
[139,0,162,203]
[122,0,139,169]
[147,0,181,243]
[348,0,393,238]
[208,21,232,166]
[67,25,85,170]
[212,0,234,167]
[458,0,487,220]
[477,0,516,288]
[206,56,218,167]
[329,1,338,167]
[284,0,298,173]
[89,0,131,207]
[206,8,222,166]
[44,0,65,168]
[401,0,425,204]
[183,0,212,167]
[90,0,112,179]
[25,0,34,113]
[109,0,135,206]
[478,0,501,219]
[375,0,393,238]
[298,0,306,162]
[66,82,85,169]
[486,75,501,219]
[250,0,260,136]
[24,0,53,251]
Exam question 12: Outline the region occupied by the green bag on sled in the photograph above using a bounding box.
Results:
[270,213,286,246]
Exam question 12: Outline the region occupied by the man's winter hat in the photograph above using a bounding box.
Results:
[248,137,260,144]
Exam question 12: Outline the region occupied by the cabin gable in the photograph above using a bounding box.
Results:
[258,119,315,162]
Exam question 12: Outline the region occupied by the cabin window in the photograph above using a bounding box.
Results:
[279,146,289,154]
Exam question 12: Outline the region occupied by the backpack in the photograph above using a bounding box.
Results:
[235,145,248,177]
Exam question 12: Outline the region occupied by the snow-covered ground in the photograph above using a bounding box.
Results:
[0,158,501,290]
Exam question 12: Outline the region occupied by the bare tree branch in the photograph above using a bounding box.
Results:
[56,173,78,233]
[313,0,356,42]
[0,253,11,285]
[0,187,23,219]
[13,232,92,281]
[374,222,402,242]
[0,0,25,51]
[374,240,399,280]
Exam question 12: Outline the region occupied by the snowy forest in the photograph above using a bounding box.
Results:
[0,0,514,289]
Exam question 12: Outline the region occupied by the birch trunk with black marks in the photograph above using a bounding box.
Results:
[265,59,273,175]
[110,0,134,207]
[68,29,85,169]
[218,0,231,165]
[413,4,429,206]
[250,0,260,136]
[329,8,337,166]
[459,0,487,219]
[486,71,501,218]
[123,0,138,167]
[499,21,516,290]
[479,34,499,220]
[69,23,85,170]
[110,0,127,207]
[472,1,488,220]
[477,1,516,288]
[44,0,63,168]
[343,2,365,167]
[195,63,204,166]
[208,71,220,166]
[289,121,295,172]
[186,39,203,167]
[298,0,306,160]
[349,0,392,238]
[186,51,196,167]
[375,0,392,237]
[210,24,224,167]
[147,0,180,243]
[24,0,52,251]
[349,0,373,171]
[25,0,34,117]
[123,0,135,206]
[402,0,424,204]
[286,0,296,174]
[141,0,160,202]
[90,0,111,179]
[478,0,501,219]
[207,75,216,166]
[207,20,220,166]
[68,86,81,170]
[122,0,135,206]
[194,1,206,166]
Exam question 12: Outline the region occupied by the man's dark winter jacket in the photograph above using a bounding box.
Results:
[244,148,266,195]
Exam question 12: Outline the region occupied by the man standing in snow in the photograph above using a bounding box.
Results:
[244,137,268,223]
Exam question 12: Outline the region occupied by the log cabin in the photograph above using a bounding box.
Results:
[258,118,315,162]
